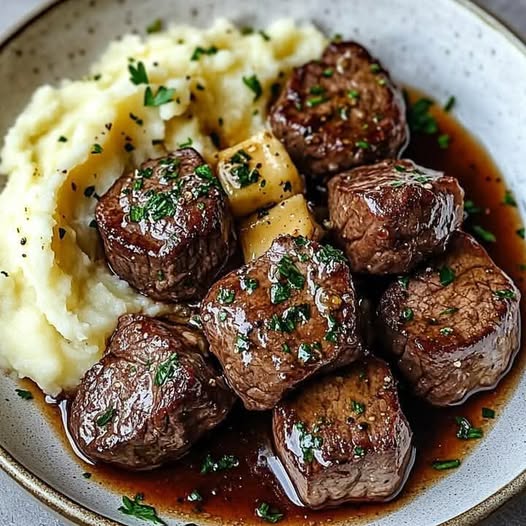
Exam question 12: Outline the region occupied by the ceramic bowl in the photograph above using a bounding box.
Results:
[0,0,525,525]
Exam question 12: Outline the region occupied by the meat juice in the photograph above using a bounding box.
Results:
[29,88,526,525]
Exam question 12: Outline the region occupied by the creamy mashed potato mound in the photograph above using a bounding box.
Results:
[0,19,327,395]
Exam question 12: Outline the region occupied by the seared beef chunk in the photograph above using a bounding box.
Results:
[269,42,408,178]
[69,314,235,469]
[95,148,236,302]
[272,357,413,508]
[200,235,363,411]
[378,231,521,406]
[328,159,464,274]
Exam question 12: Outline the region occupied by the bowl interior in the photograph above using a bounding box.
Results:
[0,0,525,525]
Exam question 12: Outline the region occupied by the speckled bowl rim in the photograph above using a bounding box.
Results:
[0,0,524,525]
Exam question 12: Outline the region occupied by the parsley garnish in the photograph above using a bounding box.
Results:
[444,96,456,112]
[191,46,218,61]
[229,149,259,187]
[455,416,483,440]
[494,289,516,300]
[128,61,149,85]
[482,407,495,419]
[118,494,166,525]
[440,327,454,336]
[464,200,481,215]
[408,98,438,134]
[146,19,163,34]
[306,95,327,107]
[440,307,459,316]
[243,75,263,101]
[432,459,461,470]
[241,277,259,294]
[276,256,305,289]
[354,446,366,458]
[144,86,175,107]
[15,389,33,400]
[294,422,322,463]
[355,140,370,149]
[297,342,319,364]
[270,282,291,304]
[91,144,103,154]
[217,288,235,305]
[268,304,310,333]
[187,490,202,502]
[401,307,414,322]
[235,334,250,353]
[438,134,450,149]
[325,315,341,343]
[351,400,365,415]
[200,453,239,474]
[503,190,517,207]
[255,502,284,523]
[179,137,193,148]
[398,276,410,289]
[154,353,179,386]
[315,244,346,265]
[96,407,116,427]
[58,136,68,143]
[439,266,455,286]
[472,225,496,243]
[517,228,525,239]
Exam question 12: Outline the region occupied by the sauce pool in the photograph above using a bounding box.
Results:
[26,87,526,525]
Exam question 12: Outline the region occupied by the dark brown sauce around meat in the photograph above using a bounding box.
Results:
[27,87,526,525]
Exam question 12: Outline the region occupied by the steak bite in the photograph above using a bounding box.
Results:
[95,148,236,302]
[328,159,465,275]
[378,231,521,406]
[269,41,408,179]
[200,235,363,411]
[69,314,235,469]
[272,357,413,508]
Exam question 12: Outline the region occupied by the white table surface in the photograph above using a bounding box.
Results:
[0,0,525,525]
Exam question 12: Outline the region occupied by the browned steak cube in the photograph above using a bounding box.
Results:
[200,235,363,411]
[269,41,408,179]
[328,159,464,274]
[378,231,521,406]
[95,148,236,302]
[272,357,413,508]
[69,314,235,469]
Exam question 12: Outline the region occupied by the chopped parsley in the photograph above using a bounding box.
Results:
[455,416,483,440]
[440,327,454,336]
[407,98,438,134]
[281,343,291,354]
[243,74,263,101]
[309,85,325,95]
[154,353,180,386]
[294,422,322,463]
[432,459,461,470]
[354,446,366,458]
[179,137,193,148]
[464,200,481,215]
[235,334,250,353]
[517,228,525,239]
[229,149,259,187]
[440,307,459,316]
[187,490,202,503]
[347,89,360,101]
[306,95,327,107]
[146,19,163,34]
[15,389,33,400]
[439,266,456,286]
[144,86,174,107]
[96,407,116,427]
[191,46,218,61]
[472,225,496,243]
[200,453,239,474]
[91,144,103,154]
[398,276,410,289]
[270,282,291,304]
[322,68,334,77]
[58,135,68,143]
[494,289,516,300]
[315,244,346,265]
[355,140,370,150]
[128,61,149,85]
[241,277,259,294]
[255,502,284,523]
[444,96,456,112]
[297,342,320,364]
[401,307,414,322]
[503,190,517,207]
[217,288,235,305]
[276,256,305,290]
[438,133,450,149]
[370,63,381,73]
[118,494,166,525]
[482,407,495,419]
[351,400,365,415]
[325,315,342,343]
[268,304,310,333]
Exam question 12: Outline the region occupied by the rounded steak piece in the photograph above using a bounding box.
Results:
[328,159,465,274]
[272,357,413,508]
[269,41,408,179]
[95,148,236,302]
[378,231,521,406]
[69,314,236,469]
[200,235,363,411]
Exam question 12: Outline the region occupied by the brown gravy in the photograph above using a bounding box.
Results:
[26,87,526,525]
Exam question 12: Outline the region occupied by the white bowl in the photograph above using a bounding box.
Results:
[0,0,524,525]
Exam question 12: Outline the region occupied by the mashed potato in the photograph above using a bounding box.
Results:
[0,19,327,395]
